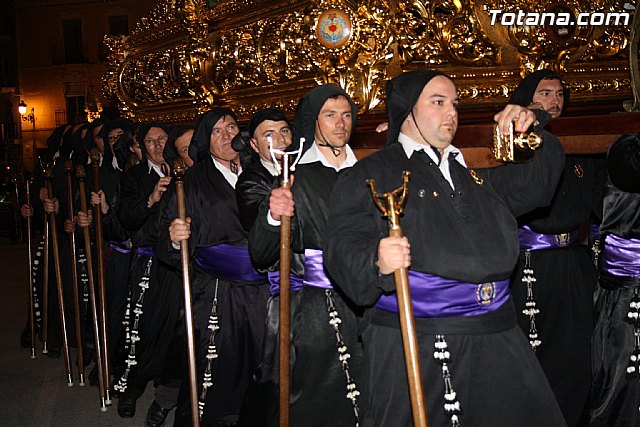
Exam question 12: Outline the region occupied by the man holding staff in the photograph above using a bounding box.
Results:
[323,70,567,426]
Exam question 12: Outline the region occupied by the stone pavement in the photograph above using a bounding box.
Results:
[0,240,175,426]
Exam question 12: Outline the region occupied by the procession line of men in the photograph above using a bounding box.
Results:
[19,67,640,427]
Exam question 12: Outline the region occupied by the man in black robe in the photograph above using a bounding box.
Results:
[159,108,269,427]
[115,123,182,420]
[509,70,605,426]
[589,133,640,425]
[323,70,567,426]
[249,85,363,426]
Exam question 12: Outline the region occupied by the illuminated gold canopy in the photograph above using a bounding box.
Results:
[102,0,639,124]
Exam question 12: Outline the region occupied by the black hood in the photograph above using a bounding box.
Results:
[509,69,570,115]
[189,108,237,163]
[164,125,195,166]
[385,69,450,146]
[293,84,358,153]
[607,133,640,193]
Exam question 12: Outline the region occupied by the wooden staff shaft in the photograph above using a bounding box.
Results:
[77,169,108,410]
[65,165,85,385]
[26,180,36,359]
[174,176,200,427]
[91,162,111,403]
[278,181,291,427]
[387,199,427,427]
[45,179,74,386]
[42,211,49,354]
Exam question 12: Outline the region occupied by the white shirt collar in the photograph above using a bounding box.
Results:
[398,132,466,168]
[298,140,357,172]
[211,156,241,188]
[147,159,165,177]
[260,158,279,177]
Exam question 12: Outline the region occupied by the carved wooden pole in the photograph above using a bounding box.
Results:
[44,164,74,387]
[65,159,85,385]
[90,148,111,404]
[172,159,200,427]
[76,164,108,410]
[367,171,428,427]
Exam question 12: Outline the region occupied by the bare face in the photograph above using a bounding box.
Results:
[250,120,292,162]
[315,96,353,149]
[175,129,194,168]
[143,127,168,166]
[531,78,564,119]
[209,115,240,162]
[403,75,459,152]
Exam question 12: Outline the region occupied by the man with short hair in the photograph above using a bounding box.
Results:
[249,85,363,426]
[509,70,606,426]
[159,108,270,426]
[324,70,567,426]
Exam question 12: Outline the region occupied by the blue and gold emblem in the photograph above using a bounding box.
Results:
[316,9,352,49]
[554,232,572,247]
[476,282,496,305]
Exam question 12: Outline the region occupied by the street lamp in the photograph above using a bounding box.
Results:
[18,100,36,172]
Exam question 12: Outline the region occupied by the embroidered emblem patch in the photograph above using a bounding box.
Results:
[476,282,496,305]
[554,233,572,247]
[574,163,584,178]
[316,9,352,49]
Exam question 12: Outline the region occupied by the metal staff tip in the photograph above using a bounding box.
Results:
[366,171,411,219]
[269,136,303,182]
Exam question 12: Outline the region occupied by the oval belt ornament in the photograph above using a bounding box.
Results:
[554,232,572,247]
[316,9,352,49]
[476,282,496,305]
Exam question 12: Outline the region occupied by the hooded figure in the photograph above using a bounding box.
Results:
[189,108,236,163]
[163,124,195,167]
[135,121,169,160]
[293,83,358,154]
[607,133,640,193]
[385,69,450,146]
[509,69,570,115]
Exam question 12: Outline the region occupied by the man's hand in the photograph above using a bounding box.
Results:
[494,105,537,135]
[376,122,389,133]
[64,218,75,234]
[43,198,59,214]
[90,190,109,215]
[76,210,92,228]
[269,185,295,221]
[39,187,48,203]
[170,217,191,245]
[148,176,172,208]
[376,236,411,275]
[20,204,33,218]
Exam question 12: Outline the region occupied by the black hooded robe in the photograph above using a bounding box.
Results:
[508,70,606,426]
[589,134,640,426]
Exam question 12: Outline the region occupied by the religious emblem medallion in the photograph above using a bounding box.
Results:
[469,169,484,185]
[476,282,496,305]
[554,232,572,247]
[316,9,352,49]
[574,163,584,178]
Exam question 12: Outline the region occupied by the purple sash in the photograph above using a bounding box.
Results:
[136,246,155,258]
[601,234,640,279]
[109,240,131,254]
[303,249,334,289]
[375,271,510,318]
[267,271,304,296]
[519,225,579,250]
[195,244,266,282]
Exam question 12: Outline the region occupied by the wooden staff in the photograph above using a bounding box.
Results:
[270,139,302,427]
[172,159,200,427]
[44,165,74,387]
[90,148,111,404]
[25,179,36,359]
[42,210,49,355]
[76,164,108,410]
[65,159,85,385]
[367,171,428,427]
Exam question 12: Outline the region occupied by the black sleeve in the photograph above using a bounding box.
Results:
[156,185,183,270]
[117,171,156,231]
[323,167,396,307]
[236,170,276,232]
